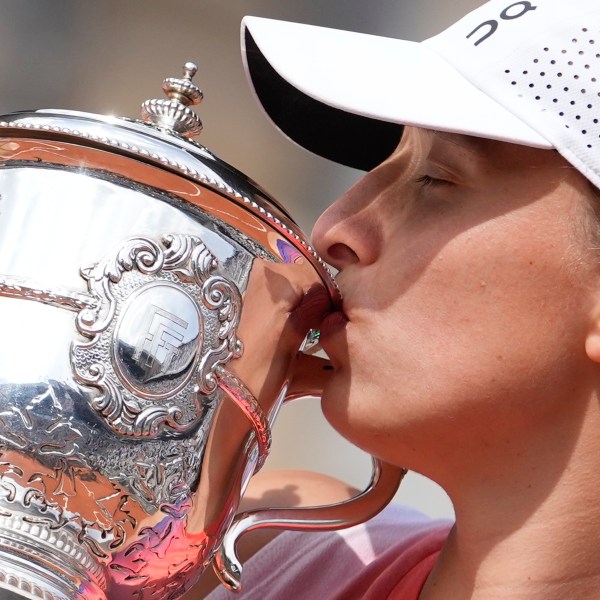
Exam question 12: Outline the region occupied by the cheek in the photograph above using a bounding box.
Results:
[391,205,595,363]
[321,216,598,455]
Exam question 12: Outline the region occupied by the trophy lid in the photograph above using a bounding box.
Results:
[0,62,338,301]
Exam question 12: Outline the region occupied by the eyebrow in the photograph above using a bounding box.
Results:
[431,130,490,154]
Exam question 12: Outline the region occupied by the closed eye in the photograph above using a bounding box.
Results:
[415,174,451,188]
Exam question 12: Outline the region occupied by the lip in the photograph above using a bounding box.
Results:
[318,310,348,340]
[288,283,334,334]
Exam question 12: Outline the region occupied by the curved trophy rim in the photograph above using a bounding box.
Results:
[0,110,340,304]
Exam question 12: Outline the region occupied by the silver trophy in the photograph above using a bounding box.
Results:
[0,63,404,599]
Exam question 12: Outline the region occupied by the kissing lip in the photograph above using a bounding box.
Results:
[289,284,334,334]
[318,310,349,340]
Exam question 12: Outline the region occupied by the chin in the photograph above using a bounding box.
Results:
[320,382,376,453]
[320,377,353,434]
[319,380,434,471]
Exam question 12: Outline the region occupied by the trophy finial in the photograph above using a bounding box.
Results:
[182,62,198,79]
[141,62,203,138]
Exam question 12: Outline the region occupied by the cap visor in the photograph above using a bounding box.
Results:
[242,16,551,169]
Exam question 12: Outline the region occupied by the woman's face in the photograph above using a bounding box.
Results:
[311,127,600,483]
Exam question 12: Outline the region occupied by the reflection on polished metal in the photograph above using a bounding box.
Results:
[0,64,405,599]
[0,274,96,312]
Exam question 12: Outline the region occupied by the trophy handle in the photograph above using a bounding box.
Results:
[212,355,406,591]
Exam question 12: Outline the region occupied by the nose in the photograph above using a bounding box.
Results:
[311,172,383,271]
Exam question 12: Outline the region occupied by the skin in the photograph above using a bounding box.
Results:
[311,127,600,598]
[190,126,600,598]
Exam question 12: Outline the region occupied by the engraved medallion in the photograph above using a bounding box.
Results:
[71,233,243,438]
[113,283,202,397]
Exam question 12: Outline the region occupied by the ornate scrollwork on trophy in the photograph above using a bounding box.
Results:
[71,233,243,438]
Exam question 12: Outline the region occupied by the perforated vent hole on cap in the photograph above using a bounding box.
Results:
[503,25,600,153]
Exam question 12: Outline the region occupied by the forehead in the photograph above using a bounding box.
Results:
[408,126,577,175]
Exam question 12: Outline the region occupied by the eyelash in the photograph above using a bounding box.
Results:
[415,174,448,188]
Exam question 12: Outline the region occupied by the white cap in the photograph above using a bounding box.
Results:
[241,0,600,187]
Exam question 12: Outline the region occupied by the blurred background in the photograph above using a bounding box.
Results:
[0,0,487,519]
